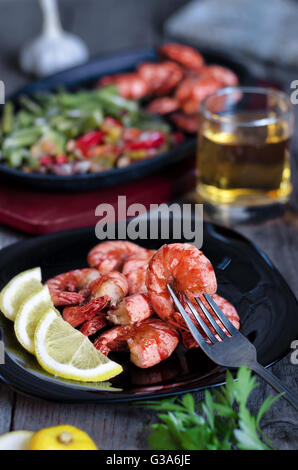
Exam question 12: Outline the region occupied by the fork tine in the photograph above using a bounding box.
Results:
[184,296,218,343]
[167,284,208,349]
[195,296,226,340]
[203,293,239,335]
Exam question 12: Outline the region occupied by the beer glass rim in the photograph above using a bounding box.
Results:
[200,86,293,127]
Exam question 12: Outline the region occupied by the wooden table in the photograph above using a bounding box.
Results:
[0,0,297,450]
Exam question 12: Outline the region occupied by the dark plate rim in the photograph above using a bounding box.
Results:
[0,222,297,403]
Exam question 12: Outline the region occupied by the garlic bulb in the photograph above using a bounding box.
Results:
[20,0,89,77]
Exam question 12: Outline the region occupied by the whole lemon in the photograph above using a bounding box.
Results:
[28,425,98,450]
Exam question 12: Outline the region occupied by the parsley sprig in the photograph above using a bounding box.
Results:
[140,366,281,450]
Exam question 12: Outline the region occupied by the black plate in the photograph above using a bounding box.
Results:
[0,223,297,403]
[0,47,253,191]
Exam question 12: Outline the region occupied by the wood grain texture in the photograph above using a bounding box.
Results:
[0,384,14,435]
[0,226,23,435]
[0,0,297,451]
[10,395,158,449]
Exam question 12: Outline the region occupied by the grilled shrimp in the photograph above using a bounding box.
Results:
[200,65,239,87]
[122,249,156,294]
[147,97,180,115]
[174,76,198,103]
[170,112,198,133]
[80,313,108,336]
[137,61,184,95]
[63,295,109,328]
[93,325,130,355]
[181,294,240,348]
[62,271,128,326]
[46,268,102,306]
[88,240,146,272]
[97,73,150,99]
[184,77,223,114]
[127,319,179,368]
[107,293,153,325]
[94,318,179,368]
[87,271,128,307]
[159,43,204,71]
[146,243,217,329]
[175,76,223,115]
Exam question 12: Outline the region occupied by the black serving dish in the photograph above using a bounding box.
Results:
[0,222,297,403]
[0,47,253,191]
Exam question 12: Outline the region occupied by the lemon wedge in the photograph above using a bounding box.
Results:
[0,268,42,321]
[34,308,123,382]
[14,285,54,354]
[0,430,34,450]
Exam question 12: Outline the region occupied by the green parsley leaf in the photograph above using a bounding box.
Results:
[142,366,278,450]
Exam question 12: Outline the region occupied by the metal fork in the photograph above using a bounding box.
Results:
[167,285,298,411]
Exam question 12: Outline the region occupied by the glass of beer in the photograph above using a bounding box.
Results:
[197,87,294,223]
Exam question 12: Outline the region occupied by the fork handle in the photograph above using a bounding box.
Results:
[250,362,298,411]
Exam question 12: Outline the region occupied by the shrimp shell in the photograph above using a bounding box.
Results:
[97,73,150,99]
[122,249,156,294]
[147,97,180,115]
[93,326,130,355]
[80,313,108,336]
[137,61,184,95]
[88,271,128,307]
[159,43,204,71]
[94,318,179,368]
[63,295,110,328]
[87,241,146,272]
[46,268,101,306]
[178,76,224,115]
[107,293,153,325]
[199,65,239,87]
[146,243,217,325]
[127,319,179,368]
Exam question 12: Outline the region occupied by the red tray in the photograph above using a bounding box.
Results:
[0,159,196,235]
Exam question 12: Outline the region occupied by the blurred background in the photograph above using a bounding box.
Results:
[0,0,188,92]
[0,0,298,217]
[2,0,298,93]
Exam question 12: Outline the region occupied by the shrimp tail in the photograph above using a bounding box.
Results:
[80,313,108,336]
[63,295,110,327]
[94,326,130,355]
[50,291,85,307]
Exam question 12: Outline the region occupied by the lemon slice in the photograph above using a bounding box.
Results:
[0,268,42,321]
[14,286,54,354]
[0,430,34,450]
[35,308,123,382]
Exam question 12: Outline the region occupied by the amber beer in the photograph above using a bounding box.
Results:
[197,88,293,218]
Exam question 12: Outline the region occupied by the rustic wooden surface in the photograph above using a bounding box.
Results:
[0,0,297,450]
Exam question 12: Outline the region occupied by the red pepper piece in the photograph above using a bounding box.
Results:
[75,131,104,157]
[123,127,142,142]
[147,131,166,148]
[124,131,165,151]
[55,154,68,165]
[40,155,54,166]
